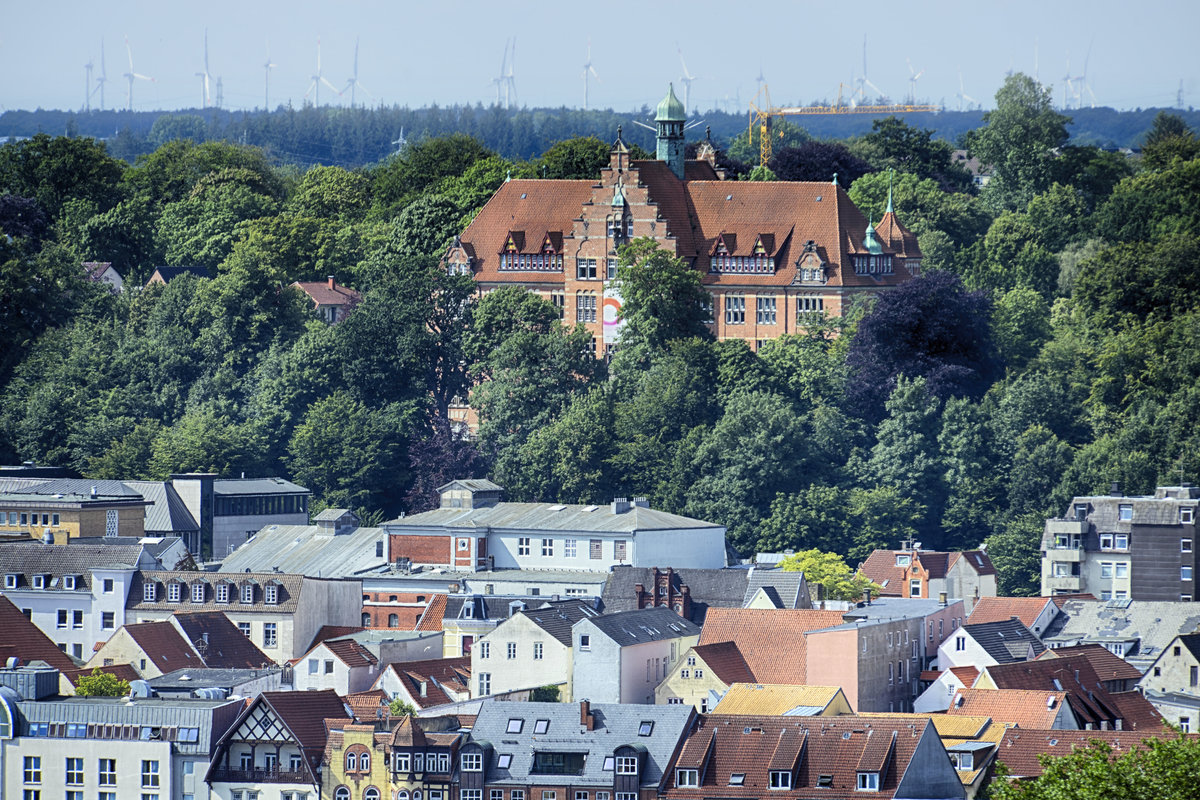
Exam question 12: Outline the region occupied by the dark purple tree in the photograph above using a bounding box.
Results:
[0,195,49,242]
[846,271,1000,421]
[403,417,487,513]
[770,141,872,184]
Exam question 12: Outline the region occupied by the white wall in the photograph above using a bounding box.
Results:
[937,629,999,671]
[472,615,572,698]
[632,527,726,569]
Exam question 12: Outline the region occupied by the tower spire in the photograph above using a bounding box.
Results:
[886,168,894,213]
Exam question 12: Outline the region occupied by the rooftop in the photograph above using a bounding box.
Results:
[711,683,846,715]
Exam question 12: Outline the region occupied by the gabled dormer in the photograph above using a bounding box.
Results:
[855,729,896,792]
[793,239,827,284]
[766,726,807,790]
[613,742,647,792]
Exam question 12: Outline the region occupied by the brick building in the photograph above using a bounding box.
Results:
[446,85,921,357]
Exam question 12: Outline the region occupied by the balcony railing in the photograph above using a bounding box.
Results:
[209,768,311,784]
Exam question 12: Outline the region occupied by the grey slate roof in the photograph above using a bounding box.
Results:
[743,567,808,608]
[467,700,694,787]
[1043,599,1200,668]
[124,481,199,533]
[519,599,602,645]
[150,265,214,282]
[963,618,1046,663]
[10,478,143,500]
[0,542,153,589]
[213,477,308,496]
[150,667,284,691]
[601,567,749,624]
[580,606,701,646]
[385,501,721,534]
[217,522,386,578]
[439,479,504,493]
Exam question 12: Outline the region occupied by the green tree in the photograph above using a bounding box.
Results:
[75,668,131,697]
[371,133,494,218]
[529,685,561,702]
[285,165,372,222]
[777,549,881,602]
[991,286,1052,370]
[388,698,418,716]
[1091,157,1200,245]
[757,486,853,555]
[513,386,616,503]
[537,136,611,179]
[855,116,972,191]
[967,73,1071,211]
[939,397,999,550]
[1140,111,1200,170]
[0,133,125,218]
[727,119,809,167]
[147,114,208,147]
[157,167,281,269]
[983,513,1045,596]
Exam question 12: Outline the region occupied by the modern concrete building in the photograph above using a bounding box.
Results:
[1042,484,1199,600]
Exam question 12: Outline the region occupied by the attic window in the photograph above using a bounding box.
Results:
[728,774,745,786]
[497,754,513,769]
[3,574,16,589]
[507,719,524,734]
[857,772,879,791]
[143,582,157,602]
[32,575,45,589]
[816,775,834,788]
[521,193,528,199]
[603,757,615,771]
[64,575,76,590]
[265,583,278,605]
[638,721,653,736]
[534,719,550,734]
[167,582,182,603]
[896,554,911,567]
[726,194,733,201]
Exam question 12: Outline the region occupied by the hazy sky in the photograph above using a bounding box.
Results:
[2,0,1196,114]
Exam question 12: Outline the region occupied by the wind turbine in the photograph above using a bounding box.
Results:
[756,67,766,96]
[304,38,340,107]
[392,127,407,155]
[1073,42,1097,108]
[857,36,886,103]
[84,56,93,111]
[95,38,108,111]
[956,67,977,111]
[195,29,212,108]
[263,41,276,110]
[492,38,517,109]
[582,39,599,110]
[906,58,925,105]
[123,35,155,112]
[344,37,372,107]
[678,46,696,113]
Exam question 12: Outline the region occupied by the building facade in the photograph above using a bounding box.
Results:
[571,607,701,704]
[446,86,921,358]
[1042,484,1199,600]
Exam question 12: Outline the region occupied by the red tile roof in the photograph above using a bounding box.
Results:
[386,656,471,708]
[858,551,907,594]
[416,593,448,632]
[291,278,362,307]
[258,689,351,772]
[0,595,77,671]
[949,666,980,686]
[308,625,366,651]
[1035,644,1143,684]
[950,550,996,576]
[173,611,272,668]
[62,662,141,687]
[874,212,920,259]
[324,638,378,668]
[967,597,1057,629]
[947,688,1068,728]
[698,608,847,684]
[344,688,390,719]
[691,641,755,685]
[123,621,204,673]
[992,727,1178,779]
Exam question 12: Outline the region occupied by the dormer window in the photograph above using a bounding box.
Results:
[895,554,911,567]
[32,574,46,589]
[63,575,76,590]
[677,769,699,787]
[461,752,482,772]
[728,774,745,786]
[950,752,974,771]
[191,582,205,603]
[143,582,157,602]
[3,574,16,589]
[167,581,182,603]
[216,582,231,604]
[265,583,278,605]
[769,771,791,789]
[240,583,254,604]
[857,772,879,791]
[615,757,638,775]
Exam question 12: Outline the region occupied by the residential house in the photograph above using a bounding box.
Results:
[82,260,124,292]
[660,714,965,800]
[294,637,380,694]
[1138,633,1200,731]
[322,715,460,800]
[439,594,547,658]
[0,541,159,659]
[937,619,1045,671]
[913,667,979,714]
[0,479,149,543]
[1042,483,1199,600]
[291,275,363,324]
[571,606,701,703]
[655,641,755,712]
[456,700,695,800]
[372,657,472,711]
[89,612,272,678]
[127,570,361,661]
[385,480,727,572]
[965,596,1061,638]
[447,89,922,360]
[741,568,813,609]
[857,713,1006,800]
[602,566,751,625]
[1035,644,1143,693]
[709,683,852,716]
[206,689,351,800]
[859,543,996,613]
[144,265,214,287]
[471,598,600,698]
[3,671,242,800]
[946,688,1076,729]
[988,727,1177,782]
[1041,597,1200,671]
[0,595,79,673]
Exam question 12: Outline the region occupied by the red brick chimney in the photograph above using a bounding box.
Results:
[328,275,336,290]
[580,700,593,730]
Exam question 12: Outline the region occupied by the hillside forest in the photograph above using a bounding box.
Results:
[2,74,1199,589]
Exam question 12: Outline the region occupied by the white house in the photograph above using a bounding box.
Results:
[571,606,701,704]
[915,618,1045,712]
[471,599,599,698]
[0,541,159,660]
[385,480,728,573]
[294,637,380,695]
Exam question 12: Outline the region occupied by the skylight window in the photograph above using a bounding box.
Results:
[638,721,653,736]
[497,754,513,769]
[507,719,524,734]
[729,774,745,786]
[534,719,550,734]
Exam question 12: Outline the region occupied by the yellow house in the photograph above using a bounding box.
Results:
[656,641,754,712]
[710,683,853,716]
[323,715,459,800]
[0,480,147,543]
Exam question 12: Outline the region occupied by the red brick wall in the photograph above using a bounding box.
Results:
[362,590,432,630]
[391,534,453,566]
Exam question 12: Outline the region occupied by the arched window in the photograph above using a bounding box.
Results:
[365,788,381,800]
[360,752,370,772]
[388,613,399,627]
[336,787,351,800]
[397,791,410,800]
[362,612,372,627]
[346,752,357,771]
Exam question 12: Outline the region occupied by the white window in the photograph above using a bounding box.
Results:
[167,582,182,603]
[533,642,543,660]
[580,635,591,650]
[265,584,278,604]
[857,772,879,790]
[66,758,83,785]
[63,575,76,590]
[480,642,490,659]
[756,296,776,325]
[1181,716,1191,733]
[1101,562,1114,579]
[769,771,791,789]
[507,718,523,733]
[551,291,565,318]
[576,291,597,322]
[191,583,205,603]
[105,509,118,536]
[24,755,41,784]
[238,621,251,637]
[543,793,557,800]
[216,582,230,603]
[541,538,553,557]
[263,622,277,648]
[1182,508,1195,524]
[616,757,638,775]
[615,540,627,561]
[518,538,530,556]
[461,752,482,771]
[496,754,512,770]
[564,539,577,558]
[724,295,745,325]
[308,659,319,674]
[1119,504,1133,521]
[1184,567,1194,581]
[909,579,922,597]
[240,583,254,603]
[1116,563,1129,578]
[677,769,699,787]
[1183,539,1193,553]
[4,574,15,589]
[534,718,550,734]
[478,673,491,695]
[955,636,966,651]
[695,669,704,678]
[99,759,116,785]
[681,669,690,678]
[141,760,159,788]
[492,791,505,800]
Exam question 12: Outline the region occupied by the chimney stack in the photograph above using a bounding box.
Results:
[328,275,336,290]
[863,589,871,606]
[580,700,594,730]
[1110,482,1122,497]
[938,591,948,607]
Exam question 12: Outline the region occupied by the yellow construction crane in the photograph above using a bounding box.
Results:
[748,84,941,166]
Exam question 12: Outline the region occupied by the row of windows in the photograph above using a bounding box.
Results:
[722,295,826,325]
[499,253,564,272]
[479,641,544,660]
[214,494,307,517]
[853,255,894,275]
[23,757,152,787]
[514,537,626,560]
[2,511,61,527]
[24,722,199,742]
[462,792,625,800]
[144,580,278,605]
[5,573,86,591]
[576,292,597,323]
[710,255,776,274]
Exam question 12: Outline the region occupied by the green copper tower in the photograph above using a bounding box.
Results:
[656,84,687,179]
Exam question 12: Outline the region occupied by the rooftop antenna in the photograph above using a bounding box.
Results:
[678,45,696,114]
[1178,79,1186,110]
[263,40,276,110]
[96,39,107,111]
[344,36,372,108]
[906,58,925,105]
[304,37,340,107]
[122,35,155,112]
[582,39,599,111]
[195,29,212,108]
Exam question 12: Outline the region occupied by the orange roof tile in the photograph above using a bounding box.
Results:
[967,597,1057,629]
[1035,644,1144,683]
[993,727,1178,779]
[858,551,907,594]
[292,278,362,307]
[947,688,1068,728]
[698,608,847,684]
[0,595,78,671]
[416,593,448,632]
[690,642,754,685]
